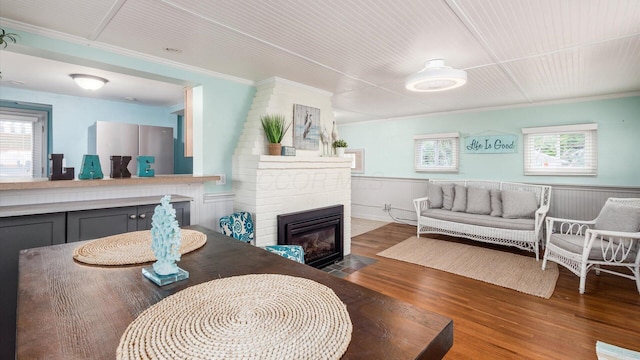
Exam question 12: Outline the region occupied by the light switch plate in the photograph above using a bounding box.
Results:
[216,174,226,185]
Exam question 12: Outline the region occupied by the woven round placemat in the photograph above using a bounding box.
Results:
[116,274,352,360]
[73,229,206,265]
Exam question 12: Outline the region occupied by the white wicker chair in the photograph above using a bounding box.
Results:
[541,198,640,294]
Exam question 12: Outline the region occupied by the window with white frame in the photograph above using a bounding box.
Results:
[522,123,597,176]
[0,107,48,178]
[414,132,459,172]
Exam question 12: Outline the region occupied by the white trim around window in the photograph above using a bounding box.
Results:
[522,123,598,176]
[414,132,459,173]
[0,107,48,178]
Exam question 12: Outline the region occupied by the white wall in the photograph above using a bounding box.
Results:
[232,77,352,254]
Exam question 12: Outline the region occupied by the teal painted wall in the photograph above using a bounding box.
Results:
[174,115,193,174]
[339,96,640,187]
[2,28,256,192]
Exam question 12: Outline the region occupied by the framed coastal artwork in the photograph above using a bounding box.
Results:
[344,149,364,174]
[293,104,320,150]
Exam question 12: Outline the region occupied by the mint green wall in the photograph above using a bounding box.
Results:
[339,96,640,187]
[1,86,177,170]
[4,28,255,192]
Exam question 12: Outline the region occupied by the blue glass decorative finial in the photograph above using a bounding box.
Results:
[142,195,189,285]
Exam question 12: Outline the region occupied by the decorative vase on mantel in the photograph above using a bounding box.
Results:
[268,143,282,156]
[260,114,291,156]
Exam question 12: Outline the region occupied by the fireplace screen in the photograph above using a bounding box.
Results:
[277,205,344,268]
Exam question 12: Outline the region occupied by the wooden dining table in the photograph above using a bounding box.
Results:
[16,225,453,359]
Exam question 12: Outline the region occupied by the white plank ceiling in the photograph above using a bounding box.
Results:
[0,0,638,123]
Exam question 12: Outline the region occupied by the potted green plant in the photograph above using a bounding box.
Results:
[332,139,348,157]
[260,114,291,155]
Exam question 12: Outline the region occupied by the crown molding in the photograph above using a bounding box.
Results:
[339,91,640,126]
[0,18,255,87]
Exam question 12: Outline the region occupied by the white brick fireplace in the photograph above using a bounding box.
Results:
[232,77,352,255]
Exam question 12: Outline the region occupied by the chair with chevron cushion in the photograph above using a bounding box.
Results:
[219,211,305,264]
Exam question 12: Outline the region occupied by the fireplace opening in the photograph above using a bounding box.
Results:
[277,205,344,268]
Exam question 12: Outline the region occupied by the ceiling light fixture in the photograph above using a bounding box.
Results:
[70,74,108,91]
[405,59,467,92]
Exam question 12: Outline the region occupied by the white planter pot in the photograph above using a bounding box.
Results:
[336,147,346,157]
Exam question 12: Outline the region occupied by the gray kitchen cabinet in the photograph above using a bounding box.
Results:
[0,213,66,360]
[0,195,191,358]
[66,201,190,243]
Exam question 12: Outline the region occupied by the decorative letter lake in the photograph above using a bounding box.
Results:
[464,135,517,154]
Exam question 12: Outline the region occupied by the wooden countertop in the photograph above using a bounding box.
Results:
[0,174,220,191]
[17,225,453,359]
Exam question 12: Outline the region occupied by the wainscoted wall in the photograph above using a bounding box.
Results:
[352,177,427,222]
[548,185,640,220]
[203,192,236,232]
[352,176,640,223]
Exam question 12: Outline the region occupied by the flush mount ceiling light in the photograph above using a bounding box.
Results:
[405,59,467,92]
[70,74,108,91]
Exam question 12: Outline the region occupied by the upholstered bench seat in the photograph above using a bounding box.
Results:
[421,208,535,231]
[547,233,639,261]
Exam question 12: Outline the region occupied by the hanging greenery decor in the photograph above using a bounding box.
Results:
[0,28,19,48]
[0,28,19,79]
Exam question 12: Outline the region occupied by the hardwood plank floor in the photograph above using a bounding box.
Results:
[344,223,640,360]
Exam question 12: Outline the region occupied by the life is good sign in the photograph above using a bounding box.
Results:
[464,134,517,154]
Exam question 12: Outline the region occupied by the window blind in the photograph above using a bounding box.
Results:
[522,123,597,176]
[414,132,459,172]
[0,109,47,178]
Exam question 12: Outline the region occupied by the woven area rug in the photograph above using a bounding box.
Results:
[377,236,559,299]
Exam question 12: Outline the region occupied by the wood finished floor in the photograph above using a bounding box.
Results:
[344,223,640,360]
